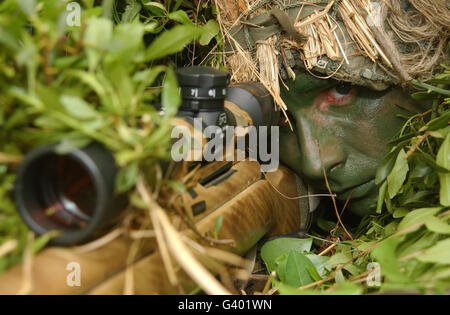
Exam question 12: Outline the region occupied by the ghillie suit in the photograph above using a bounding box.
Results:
[216,0,449,114]
[0,0,448,296]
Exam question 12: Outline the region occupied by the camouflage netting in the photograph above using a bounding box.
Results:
[215,0,449,110]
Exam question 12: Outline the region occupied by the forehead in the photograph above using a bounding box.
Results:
[286,72,334,92]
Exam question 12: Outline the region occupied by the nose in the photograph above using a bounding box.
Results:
[295,115,346,182]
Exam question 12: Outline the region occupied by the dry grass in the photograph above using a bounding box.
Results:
[216,0,448,91]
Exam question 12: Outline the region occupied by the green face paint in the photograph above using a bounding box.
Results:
[280,72,425,216]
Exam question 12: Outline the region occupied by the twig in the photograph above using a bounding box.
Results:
[137,178,179,288]
[404,132,430,159]
[0,152,22,164]
[0,240,18,258]
[318,243,336,256]
[262,271,275,295]
[153,200,232,295]
[123,239,141,295]
[17,232,34,295]
[172,199,235,246]
[73,228,124,254]
[263,170,336,200]
[316,138,354,241]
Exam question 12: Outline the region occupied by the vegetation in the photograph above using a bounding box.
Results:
[0,0,448,295]
[0,0,219,273]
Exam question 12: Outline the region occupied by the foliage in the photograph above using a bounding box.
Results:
[1,0,448,296]
[262,67,450,294]
[0,0,219,273]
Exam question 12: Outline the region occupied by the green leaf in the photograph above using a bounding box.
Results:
[199,20,220,46]
[161,67,181,117]
[398,232,439,259]
[387,149,409,199]
[305,254,330,278]
[306,265,323,282]
[411,91,440,101]
[273,279,362,295]
[65,70,114,112]
[168,10,193,25]
[34,115,66,129]
[173,0,183,11]
[376,180,387,214]
[412,80,450,96]
[325,252,351,269]
[60,95,99,120]
[375,146,402,185]
[393,207,409,219]
[106,22,144,65]
[417,238,450,264]
[424,216,450,234]
[115,162,139,193]
[18,0,36,17]
[213,215,223,239]
[397,207,442,233]
[164,180,186,194]
[33,232,59,254]
[285,250,316,287]
[437,133,450,206]
[414,151,450,174]
[55,136,91,154]
[371,238,408,283]
[334,269,345,283]
[144,1,167,13]
[273,254,288,282]
[260,237,312,273]
[0,28,20,51]
[422,110,450,132]
[84,18,113,71]
[121,2,142,23]
[145,24,199,61]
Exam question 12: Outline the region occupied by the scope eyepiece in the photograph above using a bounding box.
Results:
[15,143,126,245]
[176,66,231,128]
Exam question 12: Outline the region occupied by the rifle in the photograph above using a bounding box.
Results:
[0,67,314,294]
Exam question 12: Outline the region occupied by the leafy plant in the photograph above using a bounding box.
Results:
[0,0,219,273]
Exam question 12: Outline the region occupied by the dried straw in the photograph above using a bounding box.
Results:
[0,239,18,258]
[17,232,34,295]
[385,0,449,80]
[137,177,231,295]
[217,0,448,89]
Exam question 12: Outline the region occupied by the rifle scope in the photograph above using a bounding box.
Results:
[14,66,279,245]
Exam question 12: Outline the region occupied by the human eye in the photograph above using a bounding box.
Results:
[317,83,357,111]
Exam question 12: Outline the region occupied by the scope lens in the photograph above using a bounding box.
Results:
[22,154,98,231]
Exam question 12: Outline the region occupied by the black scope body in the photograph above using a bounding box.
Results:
[14,66,280,245]
[176,66,279,128]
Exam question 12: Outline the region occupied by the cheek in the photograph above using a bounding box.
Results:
[350,120,387,159]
